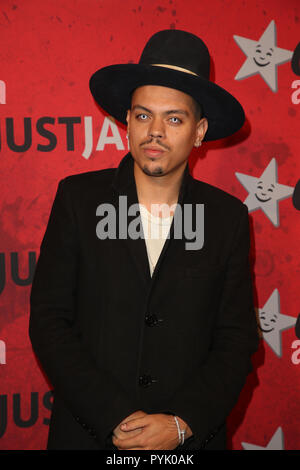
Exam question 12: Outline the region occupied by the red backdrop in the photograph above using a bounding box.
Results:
[0,0,299,450]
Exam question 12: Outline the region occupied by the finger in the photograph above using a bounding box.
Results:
[115,411,145,434]
[120,410,147,424]
[120,416,149,431]
[113,435,144,450]
[113,427,143,440]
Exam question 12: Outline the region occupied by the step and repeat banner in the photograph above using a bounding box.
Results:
[0,0,299,450]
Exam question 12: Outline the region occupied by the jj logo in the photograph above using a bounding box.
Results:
[0,391,53,438]
[0,115,129,158]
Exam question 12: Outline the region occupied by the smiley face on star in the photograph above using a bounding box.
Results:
[255,180,275,203]
[253,43,274,67]
[259,310,278,333]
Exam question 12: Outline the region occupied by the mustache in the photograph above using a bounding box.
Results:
[140,138,170,151]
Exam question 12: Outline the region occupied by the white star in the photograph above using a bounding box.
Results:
[235,158,294,227]
[258,289,296,357]
[234,20,293,92]
[242,427,284,450]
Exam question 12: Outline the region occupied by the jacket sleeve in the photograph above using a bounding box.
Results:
[166,203,259,448]
[29,178,137,448]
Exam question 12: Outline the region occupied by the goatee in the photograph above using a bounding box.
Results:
[142,165,164,176]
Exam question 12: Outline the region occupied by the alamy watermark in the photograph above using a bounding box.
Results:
[96,196,204,250]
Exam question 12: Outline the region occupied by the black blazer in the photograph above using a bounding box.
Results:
[29,152,259,450]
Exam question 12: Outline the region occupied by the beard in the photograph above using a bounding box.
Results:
[139,137,170,177]
[142,164,164,176]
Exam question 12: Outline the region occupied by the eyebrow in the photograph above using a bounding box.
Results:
[131,105,190,116]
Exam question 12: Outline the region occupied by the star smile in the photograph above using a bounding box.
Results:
[254,193,272,202]
[259,325,275,333]
[253,57,270,67]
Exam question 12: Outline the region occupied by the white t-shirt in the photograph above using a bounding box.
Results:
[139,204,175,276]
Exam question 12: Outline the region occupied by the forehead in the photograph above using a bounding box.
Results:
[131,85,195,111]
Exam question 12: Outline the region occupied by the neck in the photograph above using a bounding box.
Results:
[133,161,187,214]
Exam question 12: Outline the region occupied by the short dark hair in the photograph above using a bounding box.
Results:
[192,98,202,121]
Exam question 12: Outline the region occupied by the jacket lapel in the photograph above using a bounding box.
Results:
[111,152,194,286]
[112,153,151,286]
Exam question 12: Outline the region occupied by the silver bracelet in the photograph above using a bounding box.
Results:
[173,416,186,445]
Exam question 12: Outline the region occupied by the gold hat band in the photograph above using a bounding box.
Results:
[151,63,198,76]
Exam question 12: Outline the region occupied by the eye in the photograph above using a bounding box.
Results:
[169,116,182,124]
[256,49,261,53]
[137,113,149,121]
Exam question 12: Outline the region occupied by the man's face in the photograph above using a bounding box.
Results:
[126,85,208,178]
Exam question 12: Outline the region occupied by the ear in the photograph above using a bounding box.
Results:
[195,117,208,146]
[126,109,131,134]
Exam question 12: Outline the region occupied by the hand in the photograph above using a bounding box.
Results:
[112,413,182,450]
[113,410,147,440]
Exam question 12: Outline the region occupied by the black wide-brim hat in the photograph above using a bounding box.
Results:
[89,29,245,141]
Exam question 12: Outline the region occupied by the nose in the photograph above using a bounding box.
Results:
[148,117,165,139]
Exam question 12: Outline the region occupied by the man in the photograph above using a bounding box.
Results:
[29,29,259,450]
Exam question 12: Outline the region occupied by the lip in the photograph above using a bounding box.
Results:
[142,146,166,158]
